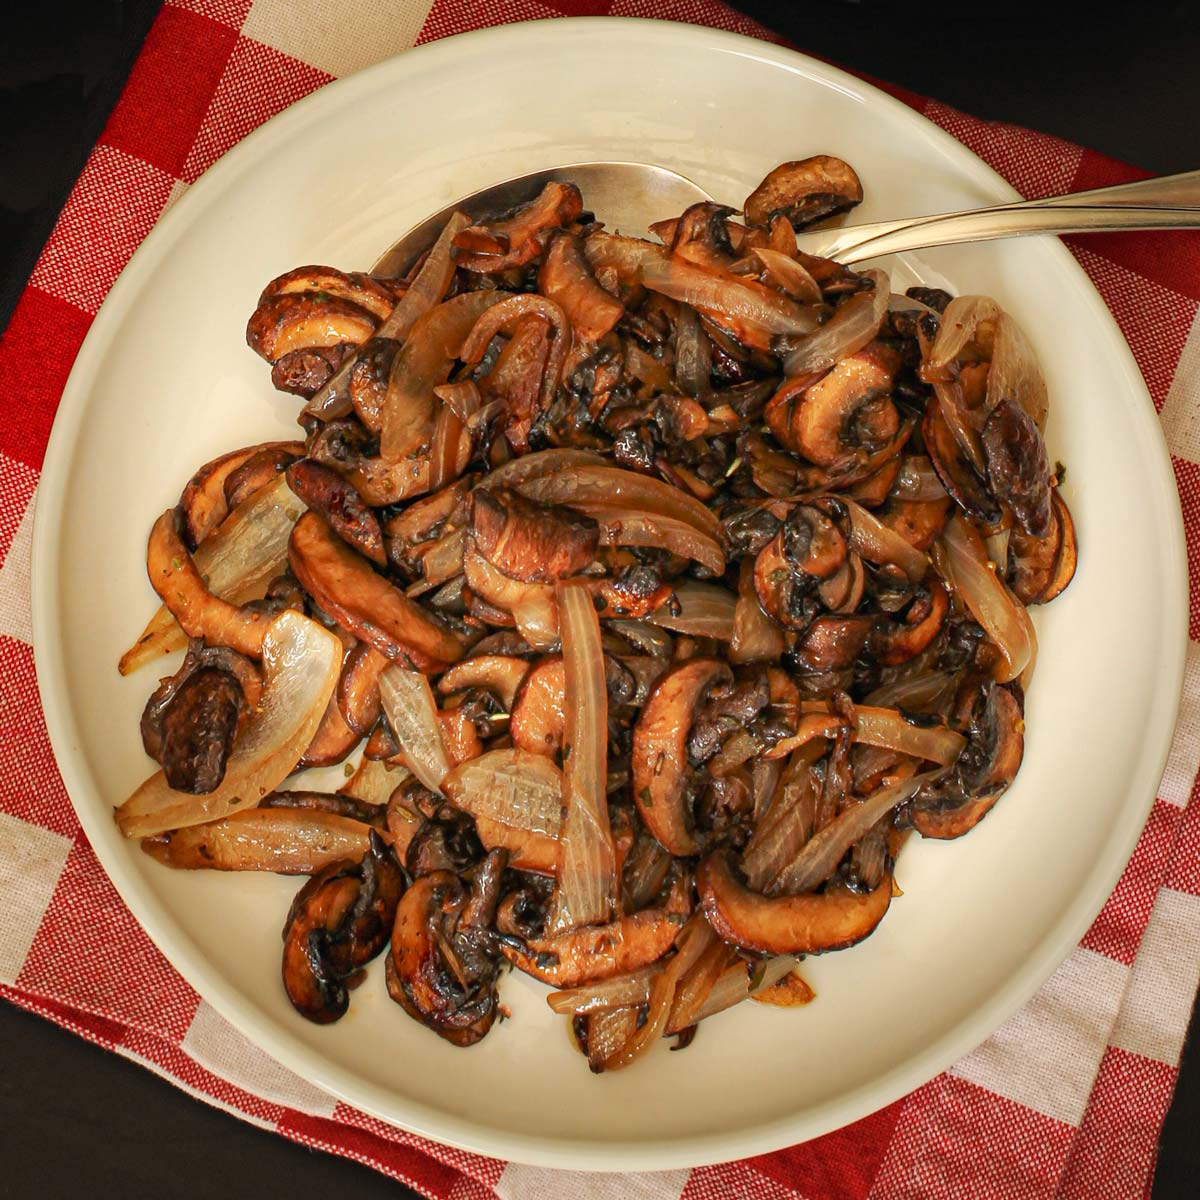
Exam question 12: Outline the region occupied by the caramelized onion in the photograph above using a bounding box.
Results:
[781,269,888,377]
[546,582,617,934]
[377,666,451,792]
[648,582,737,639]
[116,612,341,838]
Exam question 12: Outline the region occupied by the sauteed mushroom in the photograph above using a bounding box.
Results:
[121,160,1080,1072]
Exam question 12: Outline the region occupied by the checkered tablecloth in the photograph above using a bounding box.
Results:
[2,2,1199,1196]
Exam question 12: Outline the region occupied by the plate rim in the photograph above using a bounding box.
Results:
[30,15,1189,1171]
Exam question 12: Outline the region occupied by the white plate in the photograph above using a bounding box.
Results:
[33,17,1187,1171]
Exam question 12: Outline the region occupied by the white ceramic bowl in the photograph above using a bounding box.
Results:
[33,17,1187,1171]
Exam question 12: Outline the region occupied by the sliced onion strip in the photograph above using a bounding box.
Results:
[378,665,451,793]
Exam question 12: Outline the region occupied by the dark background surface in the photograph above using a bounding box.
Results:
[1,1,1197,1195]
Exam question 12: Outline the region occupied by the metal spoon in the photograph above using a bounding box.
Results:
[304,163,712,418]
[371,162,1200,273]
[370,161,711,275]
[793,168,1200,263]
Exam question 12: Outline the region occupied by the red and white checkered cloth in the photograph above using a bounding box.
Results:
[2,2,1199,1196]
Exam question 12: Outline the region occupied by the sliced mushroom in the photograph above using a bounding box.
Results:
[383,477,473,574]
[246,292,378,364]
[452,181,584,272]
[539,230,624,343]
[152,667,243,793]
[470,487,599,584]
[337,641,389,735]
[1039,490,1077,603]
[793,614,873,673]
[437,655,531,711]
[632,658,732,855]
[910,682,1024,838]
[288,511,464,671]
[981,396,1052,538]
[385,865,503,1046]
[767,342,900,467]
[499,872,692,987]
[666,203,739,270]
[877,496,953,552]
[347,337,402,432]
[744,156,864,229]
[178,441,304,550]
[271,346,347,399]
[754,504,848,629]
[224,446,301,513]
[697,852,892,954]
[147,509,273,659]
[873,580,949,666]
[286,459,386,566]
[281,832,405,1024]
[259,265,398,320]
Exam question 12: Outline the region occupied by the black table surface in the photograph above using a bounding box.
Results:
[2,3,1197,1196]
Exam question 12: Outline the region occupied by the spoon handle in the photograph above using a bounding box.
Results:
[811,204,1200,264]
[798,168,1200,262]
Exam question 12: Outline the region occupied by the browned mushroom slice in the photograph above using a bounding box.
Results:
[877,496,953,552]
[873,580,949,666]
[754,504,848,630]
[383,477,473,573]
[337,642,389,735]
[288,511,464,672]
[499,874,692,987]
[223,446,302,512]
[1039,490,1077,603]
[507,656,564,756]
[385,866,503,1046]
[152,667,243,793]
[847,456,902,508]
[453,181,584,272]
[347,337,401,432]
[923,399,1001,524]
[911,683,1024,839]
[632,658,732,855]
[285,459,385,566]
[666,202,739,270]
[271,346,347,399]
[538,230,624,343]
[744,156,864,229]
[981,396,1052,538]
[470,487,599,584]
[698,853,892,954]
[816,552,865,613]
[246,292,378,363]
[793,614,873,672]
[142,806,382,873]
[437,655,531,711]
[262,790,386,825]
[1007,497,1062,604]
[299,692,360,768]
[178,441,305,550]
[282,832,405,1024]
[147,509,273,659]
[768,343,900,467]
[259,266,398,321]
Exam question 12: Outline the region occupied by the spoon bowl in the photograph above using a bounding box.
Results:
[371,161,713,276]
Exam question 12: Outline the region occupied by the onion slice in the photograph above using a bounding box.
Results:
[141,807,382,873]
[939,512,1034,683]
[782,268,889,377]
[648,582,737,640]
[682,955,798,1030]
[516,464,723,544]
[546,582,617,934]
[443,748,563,836]
[987,311,1048,430]
[304,212,470,420]
[854,706,966,766]
[770,771,937,896]
[378,665,451,793]
[116,611,341,838]
[844,496,929,582]
[640,257,820,350]
[586,507,725,575]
